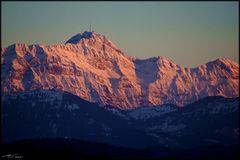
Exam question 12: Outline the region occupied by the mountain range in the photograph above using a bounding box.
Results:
[1,31,239,159]
[1,31,239,109]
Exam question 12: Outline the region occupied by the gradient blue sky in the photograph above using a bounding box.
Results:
[1,2,238,67]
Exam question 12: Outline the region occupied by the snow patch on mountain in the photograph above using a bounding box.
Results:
[147,123,186,133]
[127,105,178,120]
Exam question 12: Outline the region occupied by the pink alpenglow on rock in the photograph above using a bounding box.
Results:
[1,31,239,109]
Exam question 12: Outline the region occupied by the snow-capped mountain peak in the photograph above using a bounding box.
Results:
[1,31,239,109]
[65,31,97,44]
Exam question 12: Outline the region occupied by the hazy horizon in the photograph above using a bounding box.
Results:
[1,2,238,67]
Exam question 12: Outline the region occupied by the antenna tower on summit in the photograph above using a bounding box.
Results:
[89,22,92,32]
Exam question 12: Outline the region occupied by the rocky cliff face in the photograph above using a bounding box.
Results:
[1,31,239,109]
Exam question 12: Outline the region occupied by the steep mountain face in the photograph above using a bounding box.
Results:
[1,31,239,109]
[2,90,238,148]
